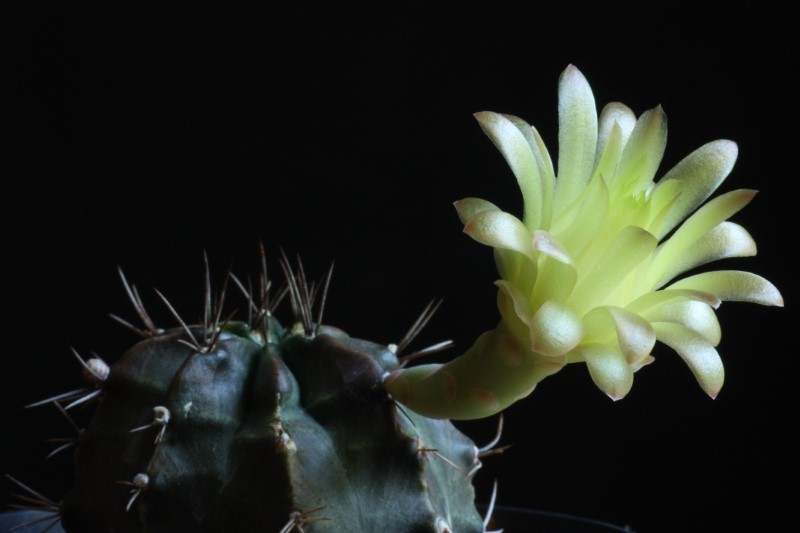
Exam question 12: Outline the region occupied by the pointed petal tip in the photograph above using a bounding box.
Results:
[560,63,587,83]
[454,197,501,226]
[607,389,629,402]
[704,379,722,399]
[563,63,582,77]
[643,103,666,118]
[632,355,656,372]
[559,65,592,93]
[757,279,784,307]
[473,111,491,125]
[474,111,496,122]
[740,188,758,201]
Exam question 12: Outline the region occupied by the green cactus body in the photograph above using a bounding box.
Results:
[57,315,485,533]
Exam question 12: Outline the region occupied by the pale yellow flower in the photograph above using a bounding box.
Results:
[386,65,783,420]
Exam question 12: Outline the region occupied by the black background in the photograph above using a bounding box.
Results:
[2,4,796,532]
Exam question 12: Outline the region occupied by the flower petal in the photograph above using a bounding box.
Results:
[554,65,598,216]
[627,289,722,313]
[529,300,583,356]
[595,102,636,174]
[530,126,556,229]
[647,221,757,290]
[606,307,656,364]
[582,306,655,365]
[500,114,558,231]
[651,139,739,239]
[464,210,535,262]
[631,355,655,372]
[615,105,668,194]
[666,270,784,306]
[646,189,757,289]
[493,248,538,293]
[551,172,610,254]
[644,177,682,236]
[575,343,633,400]
[454,197,501,225]
[653,322,725,398]
[532,229,572,264]
[530,231,578,307]
[645,300,721,345]
[475,111,543,229]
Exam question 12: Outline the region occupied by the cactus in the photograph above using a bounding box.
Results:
[8,64,782,532]
[13,253,493,533]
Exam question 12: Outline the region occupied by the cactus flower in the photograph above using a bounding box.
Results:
[386,65,783,420]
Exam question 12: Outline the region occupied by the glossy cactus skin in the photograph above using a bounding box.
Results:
[58,317,485,533]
